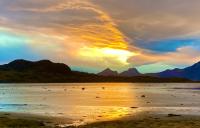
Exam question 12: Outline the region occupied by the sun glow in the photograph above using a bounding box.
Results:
[101,48,136,64]
[79,47,138,65]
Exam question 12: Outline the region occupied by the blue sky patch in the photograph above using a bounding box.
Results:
[0,31,40,63]
[135,38,200,53]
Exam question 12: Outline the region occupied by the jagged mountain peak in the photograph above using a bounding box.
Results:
[98,68,118,76]
[120,67,141,77]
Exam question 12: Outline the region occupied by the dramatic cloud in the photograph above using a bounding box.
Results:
[1,0,200,73]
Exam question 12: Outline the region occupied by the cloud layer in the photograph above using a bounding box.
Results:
[1,0,200,73]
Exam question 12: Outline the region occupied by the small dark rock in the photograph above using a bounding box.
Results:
[39,121,45,126]
[130,107,138,109]
[4,113,10,116]
[168,114,181,117]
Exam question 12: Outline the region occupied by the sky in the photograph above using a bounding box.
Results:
[1,0,200,73]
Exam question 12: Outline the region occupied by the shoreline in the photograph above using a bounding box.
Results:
[67,113,200,128]
[0,82,199,85]
[1,112,200,128]
[0,112,74,127]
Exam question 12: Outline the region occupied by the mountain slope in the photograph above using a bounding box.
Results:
[152,61,200,81]
[0,59,192,83]
[0,59,71,74]
[120,68,141,77]
[98,68,118,76]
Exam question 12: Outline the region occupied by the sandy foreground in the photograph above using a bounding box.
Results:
[0,112,200,128]
[0,112,73,128]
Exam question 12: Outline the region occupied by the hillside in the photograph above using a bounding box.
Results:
[0,59,192,83]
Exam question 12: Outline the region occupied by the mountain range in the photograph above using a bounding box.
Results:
[0,59,197,83]
[98,61,200,81]
[150,61,200,81]
[98,68,141,77]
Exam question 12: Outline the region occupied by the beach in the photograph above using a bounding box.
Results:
[1,112,200,128]
[68,115,200,128]
[0,83,200,127]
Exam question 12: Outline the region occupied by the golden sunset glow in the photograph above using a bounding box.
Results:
[2,0,200,73]
[101,48,137,64]
[79,47,137,65]
[2,1,200,128]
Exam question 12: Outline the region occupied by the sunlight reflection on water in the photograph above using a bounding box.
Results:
[0,83,200,125]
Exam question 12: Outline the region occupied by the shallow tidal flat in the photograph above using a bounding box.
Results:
[0,83,200,127]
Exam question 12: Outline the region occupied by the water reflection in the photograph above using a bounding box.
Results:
[0,83,200,124]
[0,83,139,123]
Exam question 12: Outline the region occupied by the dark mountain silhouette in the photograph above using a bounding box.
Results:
[96,61,200,81]
[120,68,141,77]
[98,68,118,76]
[0,59,71,74]
[0,59,192,83]
[151,61,200,81]
[0,59,93,83]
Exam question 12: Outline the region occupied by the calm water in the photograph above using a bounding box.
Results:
[0,83,200,125]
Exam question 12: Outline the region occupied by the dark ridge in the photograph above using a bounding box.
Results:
[0,59,71,74]
[0,59,195,83]
[98,68,118,76]
[149,61,200,81]
[120,68,141,77]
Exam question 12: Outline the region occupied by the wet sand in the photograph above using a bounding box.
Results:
[69,115,200,128]
[0,83,200,127]
[0,112,74,127]
[1,112,200,128]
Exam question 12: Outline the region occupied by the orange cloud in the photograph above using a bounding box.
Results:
[2,0,200,72]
